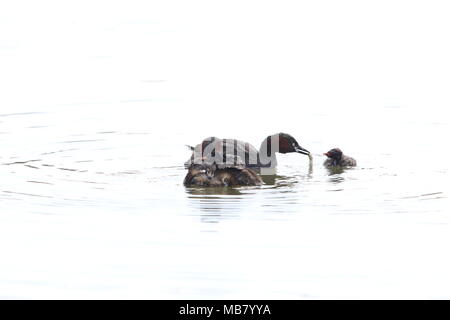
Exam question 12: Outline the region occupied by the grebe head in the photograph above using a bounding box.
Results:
[277,133,310,155]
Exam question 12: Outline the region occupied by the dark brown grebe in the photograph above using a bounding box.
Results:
[185,133,310,169]
[323,148,356,167]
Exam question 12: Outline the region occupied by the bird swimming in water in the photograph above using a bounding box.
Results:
[185,132,311,170]
[323,148,356,167]
[184,133,311,186]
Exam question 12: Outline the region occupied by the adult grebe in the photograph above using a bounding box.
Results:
[185,133,310,169]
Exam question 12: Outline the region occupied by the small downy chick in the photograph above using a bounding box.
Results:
[183,162,262,187]
[323,148,356,167]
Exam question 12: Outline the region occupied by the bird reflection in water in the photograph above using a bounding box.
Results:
[326,166,345,176]
[184,186,244,196]
[184,187,251,224]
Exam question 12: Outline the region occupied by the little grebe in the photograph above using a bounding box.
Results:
[323,148,356,167]
[185,133,310,169]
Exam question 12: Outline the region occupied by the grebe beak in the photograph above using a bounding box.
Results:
[295,146,310,155]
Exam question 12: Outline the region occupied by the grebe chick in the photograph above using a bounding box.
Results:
[323,148,356,167]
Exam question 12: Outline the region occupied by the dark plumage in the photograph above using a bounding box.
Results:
[323,148,356,167]
[185,132,310,169]
[183,163,263,187]
[183,133,311,186]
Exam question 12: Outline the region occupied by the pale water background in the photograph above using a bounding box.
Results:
[1,1,449,299]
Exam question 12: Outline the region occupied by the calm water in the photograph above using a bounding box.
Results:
[1,1,449,299]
